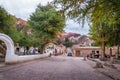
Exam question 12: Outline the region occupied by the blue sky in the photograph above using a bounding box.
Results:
[0,0,89,35]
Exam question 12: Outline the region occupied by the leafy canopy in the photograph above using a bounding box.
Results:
[29,3,65,48]
[0,6,24,43]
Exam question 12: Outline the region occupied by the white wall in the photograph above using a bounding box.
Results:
[0,33,50,64]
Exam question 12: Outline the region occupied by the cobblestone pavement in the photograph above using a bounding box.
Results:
[0,56,113,80]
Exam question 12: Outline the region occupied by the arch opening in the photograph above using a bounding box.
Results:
[0,40,6,62]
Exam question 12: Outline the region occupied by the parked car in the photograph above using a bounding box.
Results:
[66,48,73,56]
[67,52,72,56]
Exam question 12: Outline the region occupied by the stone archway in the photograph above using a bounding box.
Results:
[0,33,17,63]
[0,33,50,64]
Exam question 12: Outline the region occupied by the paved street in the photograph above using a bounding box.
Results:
[0,56,113,80]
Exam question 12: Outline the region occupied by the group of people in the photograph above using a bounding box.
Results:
[15,46,38,55]
[29,46,38,54]
[15,45,74,56]
[88,50,99,58]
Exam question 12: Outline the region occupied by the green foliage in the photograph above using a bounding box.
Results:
[54,39,62,45]
[63,38,74,47]
[0,6,8,31]
[54,0,120,46]
[0,6,35,47]
[29,3,65,49]
[53,0,120,59]
[91,42,98,46]
[53,0,120,26]
[89,22,111,45]
[19,36,31,46]
[7,27,23,43]
[107,25,120,47]
[0,6,24,43]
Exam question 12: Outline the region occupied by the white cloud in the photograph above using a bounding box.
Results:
[64,20,89,35]
[0,0,89,35]
[0,0,53,20]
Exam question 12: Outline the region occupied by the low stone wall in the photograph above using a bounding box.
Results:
[5,53,50,64]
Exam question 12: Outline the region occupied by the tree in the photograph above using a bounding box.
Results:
[0,6,24,55]
[0,6,24,43]
[63,38,74,47]
[0,6,9,32]
[53,0,120,25]
[29,3,65,52]
[107,24,120,58]
[89,22,113,60]
[53,0,120,60]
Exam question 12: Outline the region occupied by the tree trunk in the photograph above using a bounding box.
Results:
[100,41,105,61]
[23,47,26,55]
[116,45,120,59]
[40,42,48,54]
[110,47,112,57]
[110,47,114,64]
[117,45,119,53]
[40,45,45,54]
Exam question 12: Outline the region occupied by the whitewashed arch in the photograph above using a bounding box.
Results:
[0,33,17,62]
[0,33,50,64]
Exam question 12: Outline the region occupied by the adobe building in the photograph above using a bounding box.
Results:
[72,46,118,57]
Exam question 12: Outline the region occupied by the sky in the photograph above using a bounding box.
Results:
[0,0,89,35]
